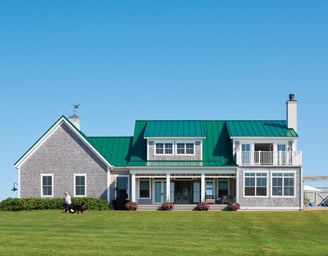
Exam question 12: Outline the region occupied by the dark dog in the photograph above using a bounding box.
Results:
[71,202,86,214]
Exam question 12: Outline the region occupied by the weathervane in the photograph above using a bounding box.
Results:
[72,104,80,116]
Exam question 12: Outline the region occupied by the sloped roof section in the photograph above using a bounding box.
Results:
[87,136,132,166]
[226,120,298,137]
[144,120,205,137]
[128,120,148,164]
[202,121,235,166]
[128,120,235,167]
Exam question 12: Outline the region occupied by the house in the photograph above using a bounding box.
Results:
[14,94,302,210]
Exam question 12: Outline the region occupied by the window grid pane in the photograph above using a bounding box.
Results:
[186,143,194,154]
[244,173,267,196]
[75,176,85,196]
[139,180,150,198]
[272,173,295,196]
[42,176,52,196]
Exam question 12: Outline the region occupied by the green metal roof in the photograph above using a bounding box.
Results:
[144,120,205,137]
[226,120,298,137]
[202,121,234,166]
[127,120,235,167]
[129,120,148,163]
[15,116,299,169]
[87,136,132,166]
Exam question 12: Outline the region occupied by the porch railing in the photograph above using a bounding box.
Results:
[237,151,302,166]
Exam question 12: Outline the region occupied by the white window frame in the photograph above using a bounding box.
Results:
[271,171,296,197]
[138,179,151,199]
[243,171,268,197]
[41,174,54,197]
[74,173,87,197]
[154,142,174,155]
[176,142,195,155]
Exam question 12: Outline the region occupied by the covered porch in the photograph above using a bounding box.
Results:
[130,170,237,205]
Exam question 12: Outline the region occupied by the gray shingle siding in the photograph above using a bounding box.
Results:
[19,123,108,200]
[237,167,302,209]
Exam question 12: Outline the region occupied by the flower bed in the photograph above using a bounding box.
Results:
[125,201,138,210]
[160,202,174,210]
[195,202,210,211]
[225,202,240,211]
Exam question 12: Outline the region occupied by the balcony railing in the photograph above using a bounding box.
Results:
[237,151,302,166]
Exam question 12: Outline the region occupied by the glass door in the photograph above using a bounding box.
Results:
[218,179,229,197]
[193,181,200,203]
[154,181,166,203]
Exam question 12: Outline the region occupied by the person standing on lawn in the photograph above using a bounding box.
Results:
[63,191,73,213]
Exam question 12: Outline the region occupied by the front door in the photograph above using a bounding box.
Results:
[154,181,166,203]
[193,181,201,203]
[175,181,192,204]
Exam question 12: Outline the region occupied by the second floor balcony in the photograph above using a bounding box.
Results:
[237,151,302,166]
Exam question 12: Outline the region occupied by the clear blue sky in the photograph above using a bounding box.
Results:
[1,1,327,200]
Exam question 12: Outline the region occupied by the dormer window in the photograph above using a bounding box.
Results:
[177,143,194,155]
[155,143,173,155]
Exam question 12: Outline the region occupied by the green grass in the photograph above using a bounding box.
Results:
[0,210,327,255]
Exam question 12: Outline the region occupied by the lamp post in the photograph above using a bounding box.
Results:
[11,182,18,192]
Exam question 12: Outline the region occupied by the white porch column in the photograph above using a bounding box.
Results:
[201,172,206,202]
[166,173,171,202]
[273,144,278,165]
[131,173,136,202]
[107,167,110,203]
[235,171,239,203]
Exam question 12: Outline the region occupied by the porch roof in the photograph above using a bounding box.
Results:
[128,160,236,167]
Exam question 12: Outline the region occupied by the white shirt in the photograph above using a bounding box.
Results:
[65,194,72,205]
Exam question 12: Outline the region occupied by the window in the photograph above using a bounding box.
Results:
[74,174,86,197]
[177,143,194,155]
[155,143,173,155]
[218,179,229,196]
[139,180,150,198]
[277,144,287,164]
[244,172,267,196]
[41,174,53,197]
[242,144,251,164]
[272,173,295,196]
[116,176,129,199]
[205,181,214,198]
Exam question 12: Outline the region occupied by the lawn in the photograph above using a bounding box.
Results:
[0,210,327,256]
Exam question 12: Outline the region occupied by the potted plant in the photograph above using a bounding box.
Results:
[160,202,174,210]
[125,201,138,210]
[195,202,210,211]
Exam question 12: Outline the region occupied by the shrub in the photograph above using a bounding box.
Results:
[195,202,210,211]
[160,202,174,210]
[225,202,240,211]
[125,201,138,210]
[0,197,109,211]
